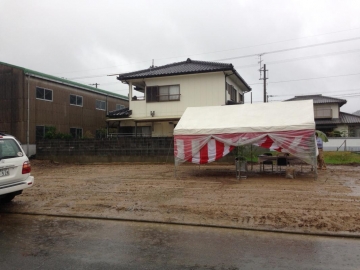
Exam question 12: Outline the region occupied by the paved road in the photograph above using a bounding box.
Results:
[0,213,359,270]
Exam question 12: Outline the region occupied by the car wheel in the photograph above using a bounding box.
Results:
[0,194,16,203]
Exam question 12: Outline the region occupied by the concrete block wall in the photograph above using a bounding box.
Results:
[36,137,237,164]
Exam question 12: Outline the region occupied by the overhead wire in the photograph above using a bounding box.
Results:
[55,26,360,76]
[214,36,360,62]
[69,43,360,81]
[269,88,360,97]
[248,72,360,85]
[235,48,360,70]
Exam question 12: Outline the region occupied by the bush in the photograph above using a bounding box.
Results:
[44,127,72,140]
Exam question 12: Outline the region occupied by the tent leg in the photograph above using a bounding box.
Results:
[314,133,318,180]
[250,144,253,171]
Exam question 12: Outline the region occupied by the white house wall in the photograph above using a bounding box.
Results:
[130,72,228,118]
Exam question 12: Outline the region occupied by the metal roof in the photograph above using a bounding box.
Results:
[285,94,347,107]
[0,61,128,100]
[316,112,360,125]
[107,107,132,118]
[115,58,251,91]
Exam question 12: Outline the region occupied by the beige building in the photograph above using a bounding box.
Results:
[286,94,360,137]
[107,58,251,137]
[0,61,128,156]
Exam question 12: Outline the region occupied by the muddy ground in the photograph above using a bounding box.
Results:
[1,160,360,235]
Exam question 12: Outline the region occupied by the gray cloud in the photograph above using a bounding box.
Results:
[1,0,360,112]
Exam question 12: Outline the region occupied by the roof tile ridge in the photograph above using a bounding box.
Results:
[294,94,322,98]
[117,59,191,77]
[188,58,233,67]
[340,111,360,117]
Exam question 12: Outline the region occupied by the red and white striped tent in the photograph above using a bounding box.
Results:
[174,100,317,167]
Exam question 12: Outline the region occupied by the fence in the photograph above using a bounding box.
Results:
[36,137,241,164]
[324,137,360,152]
[36,137,177,163]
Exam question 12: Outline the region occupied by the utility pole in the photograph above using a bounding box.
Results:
[258,54,268,103]
[90,83,99,88]
[263,64,267,103]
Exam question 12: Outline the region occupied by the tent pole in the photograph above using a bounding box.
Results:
[251,144,253,171]
[314,133,318,180]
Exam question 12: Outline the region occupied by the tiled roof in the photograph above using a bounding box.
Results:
[316,112,360,125]
[107,107,132,118]
[116,58,251,91]
[285,94,347,107]
[0,61,128,100]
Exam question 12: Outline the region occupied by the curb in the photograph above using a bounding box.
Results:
[2,211,360,239]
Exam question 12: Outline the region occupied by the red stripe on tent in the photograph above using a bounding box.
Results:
[183,140,193,163]
[215,140,225,160]
[259,135,274,149]
[200,143,208,164]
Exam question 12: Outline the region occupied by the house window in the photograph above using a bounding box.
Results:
[238,93,244,103]
[315,108,332,119]
[116,104,125,110]
[70,94,83,106]
[36,126,53,140]
[227,83,237,102]
[159,85,180,101]
[96,100,106,110]
[146,86,159,102]
[230,88,236,102]
[36,87,53,101]
[70,128,83,138]
[146,85,180,102]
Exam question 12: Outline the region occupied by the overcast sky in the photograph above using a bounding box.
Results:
[1,0,360,113]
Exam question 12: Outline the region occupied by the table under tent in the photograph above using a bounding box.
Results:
[173,100,317,178]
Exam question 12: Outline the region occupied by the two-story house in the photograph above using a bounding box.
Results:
[107,58,251,137]
[0,61,128,156]
[286,94,360,137]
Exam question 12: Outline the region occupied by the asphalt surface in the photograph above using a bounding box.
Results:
[0,213,360,270]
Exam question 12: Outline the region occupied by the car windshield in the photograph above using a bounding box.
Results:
[0,139,22,160]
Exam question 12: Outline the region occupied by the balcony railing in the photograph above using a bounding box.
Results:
[315,109,332,118]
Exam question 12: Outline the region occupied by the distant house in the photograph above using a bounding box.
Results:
[0,61,128,156]
[286,94,360,137]
[107,58,251,137]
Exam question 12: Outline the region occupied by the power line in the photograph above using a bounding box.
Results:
[256,49,360,66]
[68,47,360,82]
[148,27,360,63]
[54,26,360,76]
[229,48,360,70]
[268,88,360,98]
[248,72,360,85]
[215,36,360,62]
[68,74,108,80]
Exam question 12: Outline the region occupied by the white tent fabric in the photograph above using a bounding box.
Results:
[174,100,316,166]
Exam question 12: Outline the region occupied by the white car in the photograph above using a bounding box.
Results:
[0,133,34,203]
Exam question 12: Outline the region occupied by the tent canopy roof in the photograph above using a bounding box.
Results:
[174,100,315,135]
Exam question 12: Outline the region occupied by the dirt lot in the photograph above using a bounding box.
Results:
[1,160,360,235]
